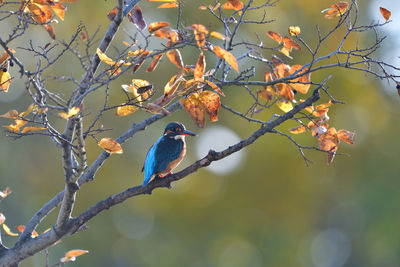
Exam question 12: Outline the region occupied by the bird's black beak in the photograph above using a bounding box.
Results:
[181,129,197,136]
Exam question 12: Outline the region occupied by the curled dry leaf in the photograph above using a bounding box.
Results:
[164,73,183,96]
[58,107,80,119]
[205,80,225,96]
[98,138,123,154]
[191,24,209,34]
[213,46,239,73]
[289,125,306,134]
[45,24,56,39]
[337,129,355,145]
[318,127,339,164]
[277,99,293,113]
[128,5,146,30]
[148,21,170,33]
[146,54,163,72]
[166,49,184,69]
[60,249,89,263]
[379,7,391,21]
[194,52,206,81]
[321,1,349,19]
[3,119,28,132]
[3,223,18,236]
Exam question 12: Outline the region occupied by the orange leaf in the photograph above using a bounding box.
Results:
[213,46,239,73]
[379,7,391,21]
[116,105,136,116]
[289,125,306,134]
[0,48,15,66]
[0,110,18,119]
[318,127,339,164]
[164,73,183,96]
[45,24,56,39]
[288,26,301,36]
[200,91,220,122]
[194,30,206,48]
[98,138,123,154]
[0,70,11,92]
[337,129,355,145]
[20,104,38,117]
[61,249,89,263]
[210,31,229,40]
[146,54,163,72]
[166,49,184,68]
[148,21,170,33]
[3,224,18,236]
[288,65,311,94]
[158,3,177,8]
[180,93,205,128]
[107,6,117,21]
[16,225,39,238]
[21,126,47,133]
[51,2,65,20]
[321,1,349,19]
[222,0,244,11]
[283,36,301,51]
[266,31,282,44]
[205,80,225,97]
[191,24,209,34]
[194,52,206,81]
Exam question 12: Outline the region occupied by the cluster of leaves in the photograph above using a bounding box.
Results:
[20,0,78,39]
[1,104,47,133]
[0,49,15,92]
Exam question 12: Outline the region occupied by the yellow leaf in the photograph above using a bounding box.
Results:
[289,125,306,134]
[213,46,239,73]
[3,223,18,236]
[60,249,89,263]
[0,70,11,92]
[0,213,5,225]
[58,107,80,119]
[210,31,229,40]
[96,48,115,65]
[277,99,293,113]
[288,26,301,36]
[116,105,136,116]
[20,104,38,117]
[321,1,349,19]
[98,138,123,154]
[194,52,206,81]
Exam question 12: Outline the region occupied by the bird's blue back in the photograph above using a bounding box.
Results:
[143,136,184,186]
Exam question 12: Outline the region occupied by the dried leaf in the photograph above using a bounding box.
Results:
[0,48,15,66]
[45,24,56,39]
[61,249,89,263]
[0,70,11,92]
[222,0,244,11]
[58,107,80,120]
[180,93,205,128]
[205,80,225,96]
[51,2,65,20]
[210,31,229,40]
[194,30,206,48]
[266,31,283,44]
[200,91,220,122]
[0,110,18,119]
[148,21,170,33]
[321,1,349,19]
[146,54,163,72]
[283,36,301,51]
[318,128,339,164]
[128,5,146,30]
[213,46,239,73]
[194,52,206,81]
[164,73,183,96]
[191,24,209,34]
[337,129,355,145]
[98,138,123,154]
[166,49,184,68]
[20,104,38,117]
[0,213,5,225]
[289,125,306,134]
[96,48,115,65]
[277,99,293,113]
[288,26,301,36]
[3,223,18,236]
[288,65,311,94]
[116,105,137,116]
[379,7,391,21]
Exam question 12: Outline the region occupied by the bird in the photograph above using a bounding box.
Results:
[142,122,197,186]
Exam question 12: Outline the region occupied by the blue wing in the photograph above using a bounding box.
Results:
[142,137,183,186]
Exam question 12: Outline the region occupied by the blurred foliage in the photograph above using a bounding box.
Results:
[0,0,399,266]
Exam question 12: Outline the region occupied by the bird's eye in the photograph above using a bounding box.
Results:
[176,128,181,132]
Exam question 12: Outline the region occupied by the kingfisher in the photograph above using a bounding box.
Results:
[142,122,197,186]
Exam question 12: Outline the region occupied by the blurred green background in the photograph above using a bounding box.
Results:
[1,0,400,266]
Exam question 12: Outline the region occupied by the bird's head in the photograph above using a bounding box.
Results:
[163,122,197,138]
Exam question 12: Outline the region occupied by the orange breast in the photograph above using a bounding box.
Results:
[161,143,186,175]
